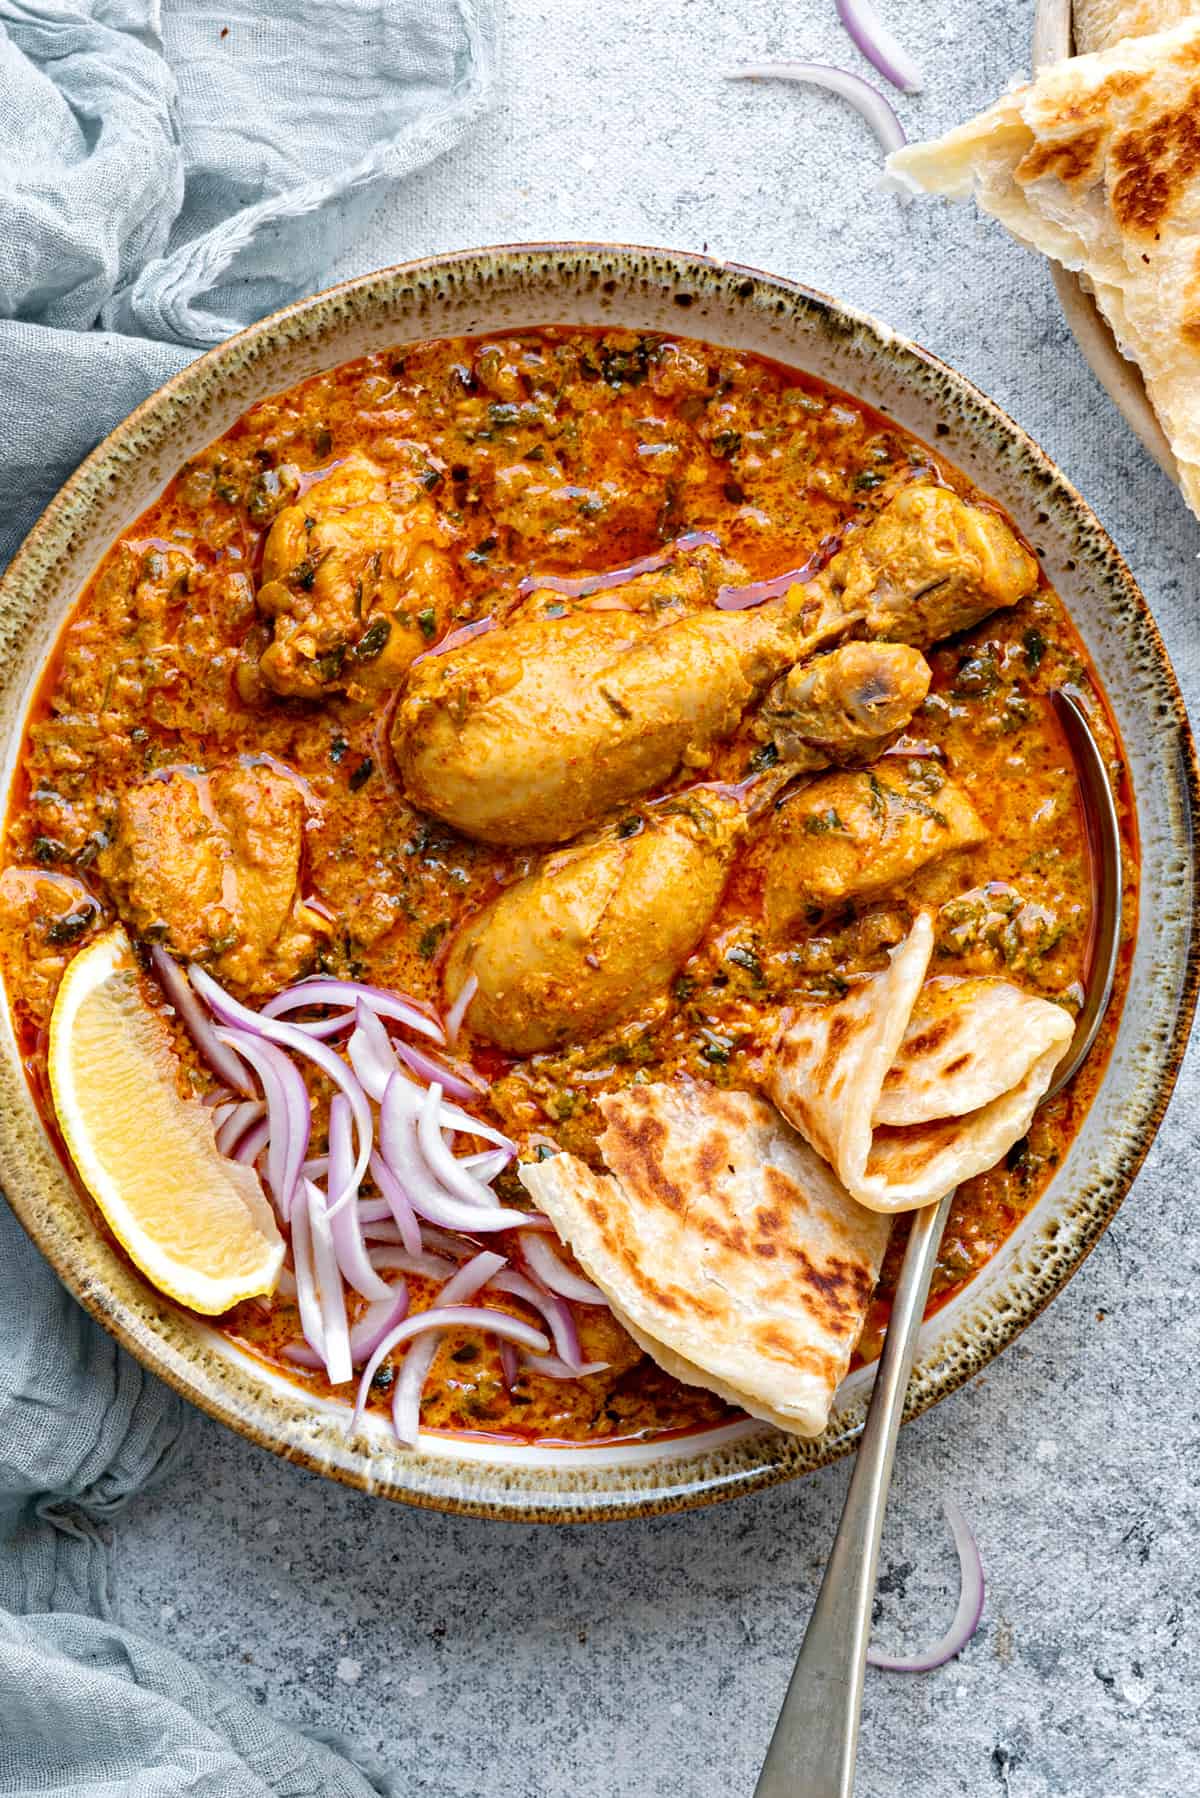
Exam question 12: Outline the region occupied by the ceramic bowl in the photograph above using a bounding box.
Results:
[0,245,1194,1522]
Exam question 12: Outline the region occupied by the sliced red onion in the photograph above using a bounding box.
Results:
[379,1077,528,1232]
[150,947,253,1096]
[867,1499,985,1672]
[283,1280,409,1371]
[443,972,478,1048]
[517,530,721,599]
[505,1210,556,1233]
[304,1178,352,1385]
[433,1097,515,1153]
[347,1001,403,1102]
[211,1101,239,1132]
[214,1099,266,1158]
[300,892,337,923]
[191,965,373,1217]
[232,1115,271,1167]
[520,1231,607,1305]
[289,1184,325,1363]
[276,1263,297,1299]
[260,976,444,1044]
[728,64,906,156]
[215,1026,310,1220]
[201,1086,235,1109]
[416,1082,502,1207]
[301,1155,328,1179]
[412,614,497,664]
[367,1150,423,1256]
[327,1095,392,1301]
[522,1353,610,1379]
[368,1245,458,1282]
[459,1147,512,1183]
[395,1038,484,1100]
[489,1269,581,1371]
[498,1338,518,1390]
[835,0,923,93]
[262,1007,356,1040]
[417,1225,479,1260]
[350,1249,509,1433]
[355,1194,397,1225]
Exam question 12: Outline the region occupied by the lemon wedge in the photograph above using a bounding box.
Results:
[48,926,283,1313]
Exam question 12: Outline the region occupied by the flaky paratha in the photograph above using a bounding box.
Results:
[1075,0,1199,54]
[888,20,1200,518]
[518,1080,891,1438]
[768,914,1074,1213]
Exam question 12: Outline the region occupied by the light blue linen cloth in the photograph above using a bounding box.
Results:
[0,0,495,1786]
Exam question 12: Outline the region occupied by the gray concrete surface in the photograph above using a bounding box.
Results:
[117,2,1200,1793]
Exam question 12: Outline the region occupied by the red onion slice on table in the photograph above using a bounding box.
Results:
[191,965,373,1216]
[150,947,253,1095]
[727,64,906,157]
[520,1230,607,1305]
[327,1095,392,1301]
[215,1026,310,1220]
[260,976,444,1044]
[867,1499,985,1672]
[835,0,923,93]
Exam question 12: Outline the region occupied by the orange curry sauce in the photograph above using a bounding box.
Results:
[0,328,1138,1444]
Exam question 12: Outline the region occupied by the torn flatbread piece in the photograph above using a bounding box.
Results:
[767,913,1074,1213]
[518,1080,891,1438]
[888,20,1200,518]
[1075,0,1198,55]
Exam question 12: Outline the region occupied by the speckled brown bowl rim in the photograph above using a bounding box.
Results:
[0,242,1195,1523]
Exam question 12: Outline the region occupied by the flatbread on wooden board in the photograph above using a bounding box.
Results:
[1075,0,1199,54]
[518,1080,891,1438]
[887,20,1200,520]
[767,913,1074,1213]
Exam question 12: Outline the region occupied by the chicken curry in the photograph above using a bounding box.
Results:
[0,327,1135,1447]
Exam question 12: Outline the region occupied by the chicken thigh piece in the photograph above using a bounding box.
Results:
[822,483,1038,647]
[444,790,745,1054]
[760,758,987,934]
[98,763,326,992]
[755,642,932,773]
[395,585,836,847]
[256,454,455,701]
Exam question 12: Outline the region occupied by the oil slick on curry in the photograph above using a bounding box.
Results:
[0,327,1137,1447]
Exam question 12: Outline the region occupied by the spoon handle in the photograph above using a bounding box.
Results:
[753,1187,955,1798]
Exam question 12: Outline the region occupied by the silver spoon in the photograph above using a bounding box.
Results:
[753,687,1122,1798]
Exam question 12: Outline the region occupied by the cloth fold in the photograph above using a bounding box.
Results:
[0,0,495,1785]
[0,0,496,560]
